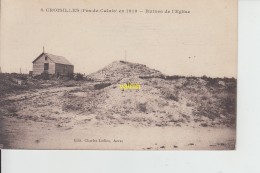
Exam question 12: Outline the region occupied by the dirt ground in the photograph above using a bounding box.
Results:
[0,115,235,150]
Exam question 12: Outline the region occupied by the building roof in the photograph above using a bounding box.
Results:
[32,52,73,66]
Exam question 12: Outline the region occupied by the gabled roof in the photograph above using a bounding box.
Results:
[32,52,73,66]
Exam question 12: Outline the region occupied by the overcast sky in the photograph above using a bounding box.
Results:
[0,0,237,77]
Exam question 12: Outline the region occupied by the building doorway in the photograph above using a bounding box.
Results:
[44,63,49,72]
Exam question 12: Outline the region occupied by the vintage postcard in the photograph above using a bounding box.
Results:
[0,0,237,150]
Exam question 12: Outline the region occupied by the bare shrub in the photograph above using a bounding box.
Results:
[186,102,193,107]
[164,75,183,80]
[94,83,111,90]
[95,115,104,120]
[64,82,77,87]
[6,106,17,113]
[136,102,147,113]
[34,72,50,80]
[200,123,208,127]
[73,73,84,81]
[161,88,180,102]
[166,93,179,102]
[221,96,236,115]
[201,96,207,101]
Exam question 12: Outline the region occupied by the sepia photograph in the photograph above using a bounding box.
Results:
[0,0,237,150]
